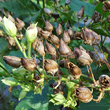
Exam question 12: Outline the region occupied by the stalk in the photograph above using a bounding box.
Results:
[28,42,32,59]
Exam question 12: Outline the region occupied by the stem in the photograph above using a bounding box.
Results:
[67,89,71,100]
[14,36,27,58]
[28,42,32,59]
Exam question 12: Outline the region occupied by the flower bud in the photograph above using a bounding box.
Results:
[3,56,21,68]
[63,31,70,44]
[45,41,56,56]
[68,27,74,39]
[77,6,84,19]
[44,59,58,75]
[56,23,63,36]
[75,32,82,40]
[58,39,72,57]
[51,13,59,19]
[44,8,52,15]
[99,75,110,89]
[107,15,110,23]
[45,20,53,32]
[21,58,36,72]
[76,87,93,103]
[68,62,82,79]
[0,17,17,37]
[25,23,38,43]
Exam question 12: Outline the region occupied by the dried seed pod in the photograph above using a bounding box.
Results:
[58,39,72,57]
[49,34,60,45]
[84,16,88,22]
[74,46,93,65]
[65,0,71,6]
[44,8,52,15]
[77,6,84,19]
[76,87,93,103]
[45,41,56,56]
[16,17,25,28]
[41,30,51,39]
[107,15,110,23]
[75,32,82,40]
[44,59,58,75]
[59,60,65,68]
[15,22,22,31]
[56,23,63,36]
[3,56,21,68]
[51,13,59,19]
[37,26,42,34]
[68,27,74,39]
[7,13,15,23]
[63,31,70,44]
[99,75,110,89]
[68,62,82,79]
[92,11,101,23]
[103,1,110,12]
[44,20,53,32]
[82,27,100,45]
[66,20,71,29]
[89,51,107,67]
[21,58,36,71]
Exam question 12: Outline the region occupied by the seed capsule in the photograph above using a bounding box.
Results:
[103,1,110,12]
[51,13,59,19]
[66,20,71,29]
[44,20,53,32]
[44,8,52,15]
[21,58,36,72]
[7,13,15,23]
[3,56,21,68]
[63,31,70,44]
[16,17,25,29]
[44,59,58,75]
[68,27,74,39]
[77,6,84,19]
[45,41,56,57]
[84,16,88,22]
[76,87,93,103]
[75,32,82,40]
[56,23,63,36]
[92,11,101,23]
[99,75,110,89]
[41,30,51,39]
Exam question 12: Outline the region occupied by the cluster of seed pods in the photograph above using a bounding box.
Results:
[2,0,110,104]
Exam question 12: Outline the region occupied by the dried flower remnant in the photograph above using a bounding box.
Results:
[92,11,101,23]
[63,31,70,44]
[3,56,21,68]
[56,23,63,36]
[75,32,82,40]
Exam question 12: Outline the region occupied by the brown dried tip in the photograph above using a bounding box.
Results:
[21,58,36,72]
[56,23,63,36]
[92,11,101,23]
[82,27,100,45]
[58,39,72,57]
[77,6,84,19]
[99,75,110,89]
[51,13,59,19]
[16,17,25,28]
[75,32,82,40]
[45,20,53,32]
[41,30,51,39]
[44,8,52,15]
[68,62,82,79]
[3,56,21,68]
[76,87,93,103]
[45,41,56,56]
[63,31,70,44]
[103,1,110,12]
[44,59,58,75]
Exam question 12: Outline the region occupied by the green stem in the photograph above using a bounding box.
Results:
[14,36,27,58]
[28,42,32,59]
[67,89,71,100]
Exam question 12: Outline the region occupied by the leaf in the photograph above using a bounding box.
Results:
[69,0,95,17]
[19,90,27,101]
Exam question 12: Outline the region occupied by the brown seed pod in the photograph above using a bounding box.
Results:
[58,39,72,57]
[41,30,52,39]
[107,15,110,23]
[16,17,25,28]
[76,87,93,103]
[66,20,71,29]
[59,60,65,68]
[75,32,82,40]
[99,75,110,89]
[7,13,15,23]
[8,36,16,46]
[3,56,21,68]
[65,0,71,6]
[84,16,88,23]
[68,62,82,79]
[56,23,63,36]
[21,58,36,72]
[92,11,101,23]
[37,26,42,35]
[77,6,84,19]
[44,59,58,75]
[103,1,110,12]
[63,31,70,44]
[68,27,74,39]
[44,20,53,32]
[45,41,56,57]
[51,13,59,19]
[44,8,52,15]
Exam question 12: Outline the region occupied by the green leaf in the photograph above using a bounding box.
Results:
[19,90,27,101]
[69,0,95,17]
[1,77,18,86]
